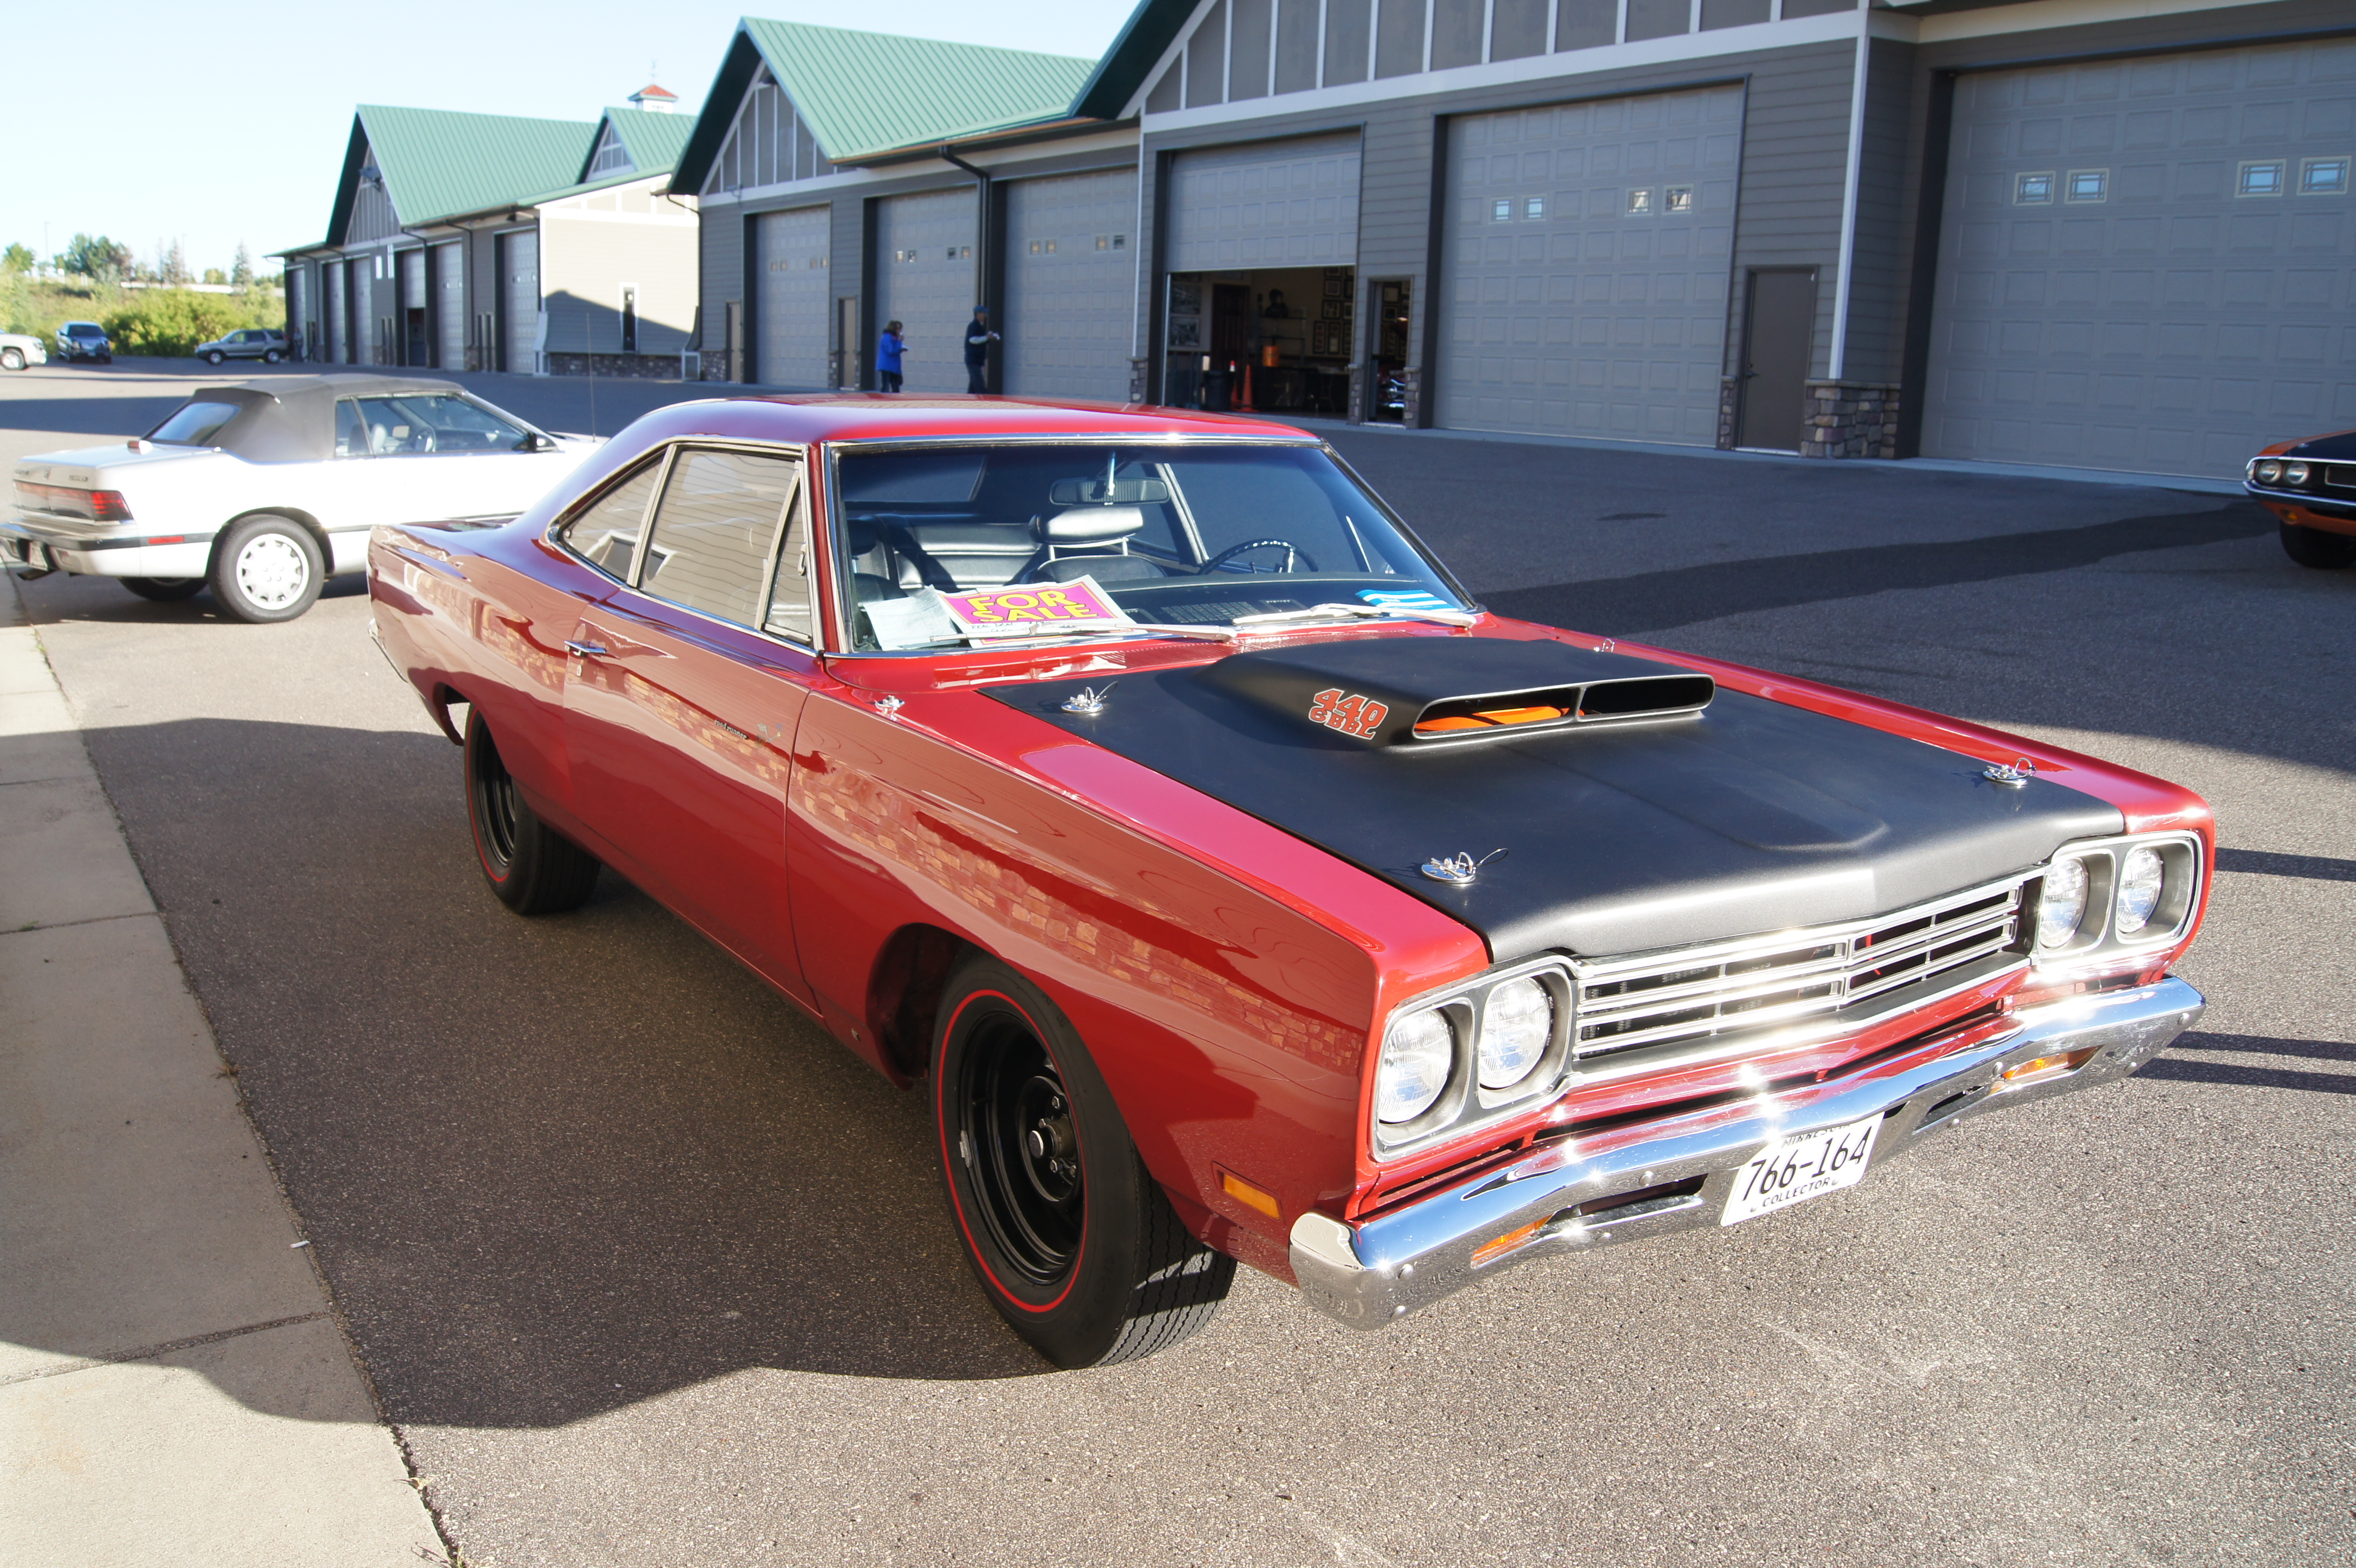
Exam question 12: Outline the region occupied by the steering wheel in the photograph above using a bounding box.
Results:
[411,427,438,453]
[1200,538,1316,575]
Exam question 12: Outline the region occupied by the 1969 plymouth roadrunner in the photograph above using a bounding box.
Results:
[370,396,2212,1368]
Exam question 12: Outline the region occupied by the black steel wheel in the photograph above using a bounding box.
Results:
[2279,519,2356,570]
[122,577,205,602]
[464,708,602,914]
[934,954,1234,1368]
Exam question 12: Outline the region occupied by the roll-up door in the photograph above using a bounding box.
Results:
[873,189,977,394]
[1923,42,2356,479]
[345,258,368,364]
[503,231,540,375]
[436,243,465,370]
[1167,133,1360,270]
[1438,86,1743,443]
[323,263,344,364]
[1003,169,1136,400]
[755,206,830,388]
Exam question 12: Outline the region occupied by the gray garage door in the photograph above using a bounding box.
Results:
[436,242,465,370]
[1438,85,1743,444]
[324,263,345,364]
[503,230,540,376]
[1167,133,1360,270]
[1003,170,1136,400]
[874,189,977,393]
[756,206,831,388]
[1925,40,2356,479]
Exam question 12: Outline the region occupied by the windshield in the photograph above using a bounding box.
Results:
[832,442,1466,652]
[148,400,244,446]
[64,322,104,338]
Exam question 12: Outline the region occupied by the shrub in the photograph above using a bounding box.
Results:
[102,290,281,357]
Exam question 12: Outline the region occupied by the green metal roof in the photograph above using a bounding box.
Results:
[593,105,696,180]
[328,105,596,239]
[1072,0,1193,121]
[673,19,1096,191]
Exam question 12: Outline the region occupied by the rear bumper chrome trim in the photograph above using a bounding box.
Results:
[1290,976,2204,1328]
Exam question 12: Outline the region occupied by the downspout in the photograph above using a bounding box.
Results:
[1825,7,1872,382]
[940,146,996,389]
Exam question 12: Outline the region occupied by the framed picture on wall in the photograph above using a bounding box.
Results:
[1321,298,1346,321]
[1323,276,1344,298]
[1167,279,1202,317]
[1168,317,1202,350]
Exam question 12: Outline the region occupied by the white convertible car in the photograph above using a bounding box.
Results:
[4,374,600,622]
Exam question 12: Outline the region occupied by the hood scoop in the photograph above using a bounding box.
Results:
[1192,637,1712,746]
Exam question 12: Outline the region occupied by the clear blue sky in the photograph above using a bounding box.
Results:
[4,1,1135,277]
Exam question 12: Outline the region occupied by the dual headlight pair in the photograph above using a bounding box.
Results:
[2250,459,2309,486]
[2032,833,2201,960]
[1372,961,1577,1157]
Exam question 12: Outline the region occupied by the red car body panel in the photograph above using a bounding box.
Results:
[369,396,2215,1289]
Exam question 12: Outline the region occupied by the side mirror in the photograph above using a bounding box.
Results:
[526,433,559,452]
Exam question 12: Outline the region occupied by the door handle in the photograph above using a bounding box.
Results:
[564,639,610,658]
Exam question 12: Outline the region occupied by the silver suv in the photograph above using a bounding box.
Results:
[197,328,287,366]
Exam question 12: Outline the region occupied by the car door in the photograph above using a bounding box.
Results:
[561,443,819,1002]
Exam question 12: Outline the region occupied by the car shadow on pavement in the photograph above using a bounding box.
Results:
[14,715,1053,1430]
[18,575,370,623]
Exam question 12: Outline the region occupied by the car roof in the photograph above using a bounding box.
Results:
[611,395,1320,449]
[160,374,516,461]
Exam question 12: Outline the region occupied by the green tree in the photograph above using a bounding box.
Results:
[202,267,226,285]
[231,242,253,289]
[2,243,32,275]
[61,233,133,283]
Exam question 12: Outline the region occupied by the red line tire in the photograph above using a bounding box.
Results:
[933,954,1234,1368]
[464,709,601,914]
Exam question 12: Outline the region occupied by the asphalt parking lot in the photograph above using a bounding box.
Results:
[6,359,2351,1566]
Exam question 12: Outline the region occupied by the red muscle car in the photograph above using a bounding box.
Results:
[370,396,2212,1368]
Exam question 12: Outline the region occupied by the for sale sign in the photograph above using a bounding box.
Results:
[941,576,1136,639]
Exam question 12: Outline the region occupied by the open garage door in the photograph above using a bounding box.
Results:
[874,189,977,394]
[1167,133,1360,271]
[1003,170,1135,400]
[1438,86,1743,443]
[1923,42,2356,479]
[756,206,830,388]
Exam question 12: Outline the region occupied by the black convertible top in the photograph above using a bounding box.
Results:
[148,374,477,462]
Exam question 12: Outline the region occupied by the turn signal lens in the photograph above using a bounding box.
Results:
[2036,857,2090,948]
[2255,460,2282,483]
[1477,977,1553,1089]
[1376,1010,1454,1124]
[2114,845,2165,934]
[2001,1047,2099,1083]
[1218,1168,1281,1220]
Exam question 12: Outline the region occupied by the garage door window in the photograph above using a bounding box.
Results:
[2302,157,2349,195]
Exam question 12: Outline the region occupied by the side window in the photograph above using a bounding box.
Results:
[408,395,529,453]
[351,396,418,455]
[334,400,366,457]
[557,457,664,581]
[638,448,797,629]
[763,477,814,643]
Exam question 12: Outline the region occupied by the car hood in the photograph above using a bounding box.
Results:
[2283,428,2356,461]
[15,445,228,486]
[988,634,2121,961]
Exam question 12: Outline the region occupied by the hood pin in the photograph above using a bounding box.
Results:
[1061,683,1116,715]
[1422,848,1508,886]
[1984,756,2035,787]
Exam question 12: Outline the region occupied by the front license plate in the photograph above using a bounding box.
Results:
[1720,1112,1884,1226]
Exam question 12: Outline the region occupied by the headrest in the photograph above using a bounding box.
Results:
[1043,505,1147,545]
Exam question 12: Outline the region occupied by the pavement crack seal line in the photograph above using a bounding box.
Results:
[12,600,472,1568]
[0,1312,329,1386]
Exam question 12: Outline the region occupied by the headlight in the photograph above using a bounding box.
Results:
[2255,460,2282,483]
[1377,1010,1454,1123]
[2036,857,2089,948]
[2284,461,2310,485]
[2114,846,2165,934]
[1477,977,1552,1089]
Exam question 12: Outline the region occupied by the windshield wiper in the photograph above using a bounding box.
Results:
[1230,602,1478,631]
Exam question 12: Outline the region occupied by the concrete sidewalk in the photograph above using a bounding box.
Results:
[0,574,444,1566]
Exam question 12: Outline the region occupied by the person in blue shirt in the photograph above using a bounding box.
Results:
[876,320,906,393]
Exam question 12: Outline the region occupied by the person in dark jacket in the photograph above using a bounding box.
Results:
[964,307,999,394]
[877,320,906,393]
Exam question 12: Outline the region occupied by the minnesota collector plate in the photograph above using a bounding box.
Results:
[1720,1111,1885,1226]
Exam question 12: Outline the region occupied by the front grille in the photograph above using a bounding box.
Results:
[1571,876,2028,1067]
[2325,463,2356,492]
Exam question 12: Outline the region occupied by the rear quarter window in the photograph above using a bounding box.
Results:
[148,401,244,446]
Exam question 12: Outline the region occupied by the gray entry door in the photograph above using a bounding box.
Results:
[1736,269,1819,450]
[755,206,830,388]
[1003,169,1136,400]
[873,188,977,393]
[503,230,540,375]
[1167,133,1360,270]
[1923,41,2356,479]
[1438,85,1744,443]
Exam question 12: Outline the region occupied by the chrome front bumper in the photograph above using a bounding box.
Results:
[1290,976,2204,1328]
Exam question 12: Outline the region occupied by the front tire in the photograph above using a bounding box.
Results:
[2279,519,2356,570]
[205,350,226,365]
[264,349,282,364]
[464,709,601,914]
[208,514,323,622]
[122,577,204,602]
[934,955,1234,1368]
[1,348,22,372]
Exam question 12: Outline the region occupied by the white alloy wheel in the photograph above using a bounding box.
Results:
[1,348,22,371]
[234,533,311,610]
